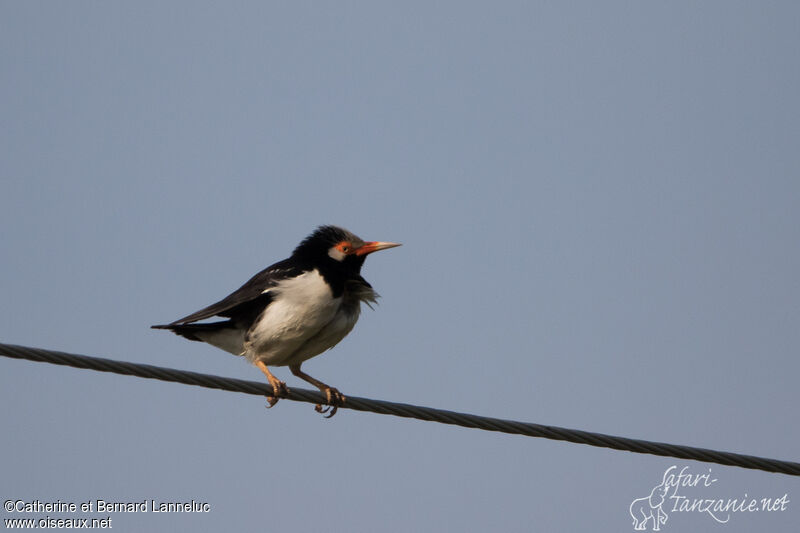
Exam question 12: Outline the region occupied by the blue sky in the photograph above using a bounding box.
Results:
[2,2,798,532]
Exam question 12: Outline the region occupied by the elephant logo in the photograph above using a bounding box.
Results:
[630,472,670,531]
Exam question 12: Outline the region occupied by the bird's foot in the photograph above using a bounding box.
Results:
[315,387,345,418]
[265,380,288,408]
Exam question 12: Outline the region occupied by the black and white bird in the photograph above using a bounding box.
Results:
[152,225,400,417]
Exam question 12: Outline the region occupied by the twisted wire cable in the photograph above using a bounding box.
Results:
[1,342,798,476]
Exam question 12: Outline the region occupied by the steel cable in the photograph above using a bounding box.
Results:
[1,342,798,476]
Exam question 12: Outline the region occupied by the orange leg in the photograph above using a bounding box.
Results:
[255,361,288,408]
[289,364,346,418]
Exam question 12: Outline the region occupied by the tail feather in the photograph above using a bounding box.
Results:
[151,321,246,356]
[151,321,234,342]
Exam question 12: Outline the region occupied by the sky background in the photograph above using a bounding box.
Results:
[1,2,798,532]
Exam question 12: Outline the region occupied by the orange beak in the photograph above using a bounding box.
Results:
[354,241,402,256]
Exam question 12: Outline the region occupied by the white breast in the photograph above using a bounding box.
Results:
[244,269,360,366]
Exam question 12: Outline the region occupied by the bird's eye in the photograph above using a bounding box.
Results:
[341,246,349,253]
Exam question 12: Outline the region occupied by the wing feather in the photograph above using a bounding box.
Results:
[166,259,307,325]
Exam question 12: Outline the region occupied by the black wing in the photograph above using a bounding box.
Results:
[161,258,307,325]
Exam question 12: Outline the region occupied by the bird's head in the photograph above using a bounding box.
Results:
[293,225,401,273]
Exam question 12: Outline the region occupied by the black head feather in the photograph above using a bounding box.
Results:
[292,225,364,257]
[291,226,370,289]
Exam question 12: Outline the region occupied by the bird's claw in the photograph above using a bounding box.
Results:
[314,387,345,418]
[265,380,288,409]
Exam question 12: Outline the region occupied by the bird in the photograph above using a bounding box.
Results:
[152,225,400,417]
